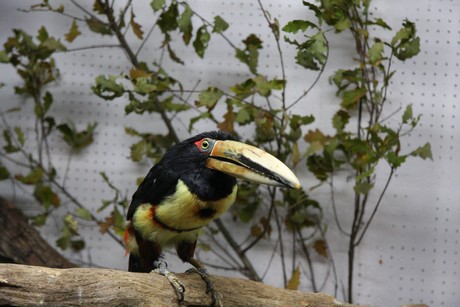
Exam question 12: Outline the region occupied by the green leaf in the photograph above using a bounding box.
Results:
[368,18,392,30]
[15,168,43,185]
[395,37,420,61]
[42,37,66,52]
[253,75,272,97]
[292,32,327,71]
[391,20,420,60]
[0,165,10,180]
[290,114,315,129]
[64,214,79,235]
[37,26,49,43]
[230,79,256,99]
[410,143,433,160]
[93,0,105,14]
[282,20,316,34]
[75,207,92,221]
[332,110,350,133]
[369,41,384,65]
[178,4,193,45]
[239,201,259,222]
[31,214,48,227]
[213,16,229,33]
[112,207,125,236]
[235,108,252,125]
[341,87,367,109]
[196,87,223,110]
[86,17,112,35]
[132,77,157,94]
[192,25,211,58]
[130,140,147,162]
[92,75,124,100]
[387,151,407,168]
[334,17,351,32]
[130,9,144,39]
[56,230,70,250]
[35,91,53,118]
[163,96,190,112]
[13,127,25,146]
[70,239,85,251]
[402,104,413,124]
[151,0,165,12]
[0,50,10,63]
[57,122,97,150]
[235,34,263,74]
[166,43,184,64]
[3,130,18,153]
[34,183,61,209]
[157,2,179,33]
[353,182,374,194]
[302,1,322,24]
[65,20,81,43]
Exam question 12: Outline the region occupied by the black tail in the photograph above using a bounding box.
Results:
[129,253,151,272]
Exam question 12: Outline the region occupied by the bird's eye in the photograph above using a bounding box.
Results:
[201,140,210,150]
[194,138,214,153]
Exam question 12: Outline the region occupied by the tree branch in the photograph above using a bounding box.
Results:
[0,264,357,307]
[0,197,75,269]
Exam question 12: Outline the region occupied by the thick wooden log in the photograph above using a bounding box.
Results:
[0,197,75,268]
[0,264,358,306]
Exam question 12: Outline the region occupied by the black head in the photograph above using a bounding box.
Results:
[161,131,238,200]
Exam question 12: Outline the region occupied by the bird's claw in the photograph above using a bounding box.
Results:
[186,267,222,307]
[152,261,185,302]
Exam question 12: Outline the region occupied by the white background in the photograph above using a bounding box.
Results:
[0,0,459,306]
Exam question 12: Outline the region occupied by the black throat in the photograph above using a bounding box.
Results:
[181,168,236,201]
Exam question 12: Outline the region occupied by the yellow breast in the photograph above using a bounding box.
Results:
[156,180,237,229]
[132,179,237,247]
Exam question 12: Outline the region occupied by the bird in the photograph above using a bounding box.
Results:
[123,130,300,305]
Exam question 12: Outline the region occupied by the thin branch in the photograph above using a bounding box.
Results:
[355,167,395,246]
[272,202,287,287]
[296,226,318,292]
[214,219,261,282]
[135,22,157,57]
[287,36,329,110]
[64,44,122,53]
[329,173,350,236]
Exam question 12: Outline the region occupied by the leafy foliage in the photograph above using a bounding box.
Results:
[0,0,431,304]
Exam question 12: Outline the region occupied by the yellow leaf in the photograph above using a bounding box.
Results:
[99,215,114,234]
[130,9,144,39]
[129,68,152,79]
[313,239,328,258]
[286,266,301,290]
[291,142,300,166]
[65,20,81,43]
[217,104,235,133]
[250,224,262,237]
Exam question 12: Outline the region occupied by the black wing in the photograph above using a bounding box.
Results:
[127,162,179,220]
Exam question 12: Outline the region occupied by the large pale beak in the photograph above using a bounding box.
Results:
[205,140,301,189]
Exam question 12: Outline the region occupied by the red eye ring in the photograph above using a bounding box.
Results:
[194,138,212,153]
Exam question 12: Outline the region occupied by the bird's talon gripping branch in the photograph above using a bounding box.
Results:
[152,261,185,302]
[124,131,300,305]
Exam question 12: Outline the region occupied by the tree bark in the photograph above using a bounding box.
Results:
[0,264,359,307]
[0,197,75,268]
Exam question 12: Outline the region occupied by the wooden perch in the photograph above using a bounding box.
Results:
[0,264,359,306]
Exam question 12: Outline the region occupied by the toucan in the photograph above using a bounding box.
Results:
[124,131,300,305]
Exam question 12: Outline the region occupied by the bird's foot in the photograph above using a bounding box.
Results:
[152,260,185,303]
[186,267,222,307]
